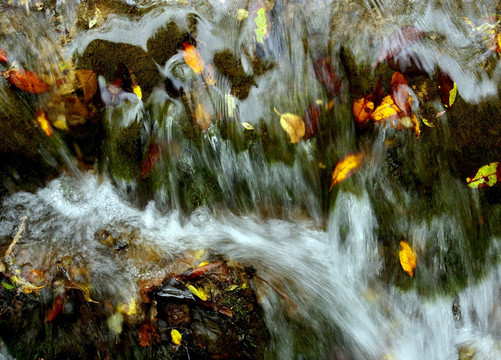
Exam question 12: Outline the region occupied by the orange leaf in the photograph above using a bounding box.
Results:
[399,241,417,277]
[0,47,8,62]
[183,43,204,75]
[45,295,64,322]
[76,69,98,102]
[352,97,374,126]
[36,109,54,136]
[371,95,401,123]
[329,152,363,190]
[6,69,50,94]
[390,71,412,114]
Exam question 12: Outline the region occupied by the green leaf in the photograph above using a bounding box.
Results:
[255,8,268,44]
[466,162,500,188]
[1,281,14,291]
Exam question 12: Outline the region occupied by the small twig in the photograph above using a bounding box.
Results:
[5,216,27,257]
[254,274,289,302]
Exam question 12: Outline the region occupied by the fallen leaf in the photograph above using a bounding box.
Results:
[227,284,239,291]
[1,281,13,291]
[313,56,341,98]
[255,7,268,44]
[133,84,142,99]
[175,262,223,281]
[171,329,182,345]
[236,9,249,21]
[141,143,161,179]
[303,102,320,139]
[187,284,208,301]
[194,103,212,130]
[4,69,49,94]
[241,122,254,130]
[0,47,8,62]
[399,241,417,277]
[36,109,54,136]
[371,95,401,123]
[117,298,137,316]
[390,71,412,114]
[438,71,457,108]
[422,118,435,127]
[352,96,374,127]
[76,69,97,102]
[226,93,236,118]
[45,295,64,322]
[183,43,204,75]
[274,108,305,144]
[139,323,157,347]
[329,152,363,190]
[375,25,426,67]
[203,64,216,85]
[466,162,500,188]
[53,114,69,131]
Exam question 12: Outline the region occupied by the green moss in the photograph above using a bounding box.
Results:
[146,22,189,65]
[106,120,142,181]
[213,50,255,100]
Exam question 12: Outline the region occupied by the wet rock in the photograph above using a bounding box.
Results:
[213,50,256,100]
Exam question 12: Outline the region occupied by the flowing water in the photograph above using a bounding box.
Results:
[1,0,501,359]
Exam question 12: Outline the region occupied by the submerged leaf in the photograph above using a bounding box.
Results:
[304,102,320,139]
[241,122,254,130]
[171,329,182,346]
[255,8,268,44]
[5,69,49,94]
[0,47,8,62]
[76,69,97,102]
[329,152,363,190]
[390,71,412,114]
[45,295,64,322]
[352,96,374,127]
[399,241,417,277]
[466,162,500,188]
[195,103,212,130]
[438,72,457,108]
[275,108,305,143]
[371,95,401,123]
[313,56,341,98]
[141,143,161,179]
[183,43,204,75]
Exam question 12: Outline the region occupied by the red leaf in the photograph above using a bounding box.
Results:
[45,295,64,322]
[0,47,8,62]
[375,26,426,67]
[174,262,223,281]
[313,56,341,98]
[6,69,49,94]
[141,143,161,179]
[438,71,455,108]
[303,103,320,139]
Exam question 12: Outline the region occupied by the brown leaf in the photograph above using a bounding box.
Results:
[35,108,54,137]
[76,69,97,102]
[303,103,320,139]
[390,71,412,114]
[195,103,212,130]
[141,143,161,179]
[0,47,8,62]
[352,96,374,127]
[45,295,64,322]
[138,323,158,347]
[313,56,341,98]
[5,69,49,94]
[375,25,426,67]
[438,71,456,108]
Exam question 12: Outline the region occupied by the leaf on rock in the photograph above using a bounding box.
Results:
[187,284,208,301]
[76,69,97,102]
[390,71,412,114]
[36,109,54,137]
[275,108,305,144]
[375,25,426,67]
[5,69,49,94]
[141,143,161,179]
[0,47,8,62]
[195,103,212,130]
[352,96,374,127]
[438,71,457,108]
[171,329,182,346]
[399,241,417,277]
[303,102,320,139]
[255,8,268,44]
[329,152,363,190]
[183,43,204,75]
[371,95,401,123]
[466,162,500,188]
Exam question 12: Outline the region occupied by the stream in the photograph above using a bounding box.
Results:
[1,0,501,359]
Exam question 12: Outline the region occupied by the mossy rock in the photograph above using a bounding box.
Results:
[146,22,191,66]
[213,50,255,100]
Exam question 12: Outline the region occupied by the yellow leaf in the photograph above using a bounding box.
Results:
[449,82,457,107]
[133,85,142,100]
[466,162,500,188]
[36,109,54,136]
[422,117,435,128]
[203,64,216,85]
[329,152,363,190]
[107,312,123,335]
[194,249,205,260]
[255,8,268,44]
[171,329,182,345]
[274,108,305,144]
[187,284,208,301]
[227,284,239,291]
[117,298,137,316]
[241,283,247,289]
[195,103,211,130]
[183,43,204,75]
[53,114,69,131]
[236,9,249,21]
[226,93,236,118]
[371,95,401,122]
[352,97,374,126]
[399,241,417,277]
[197,261,210,268]
[241,122,254,130]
